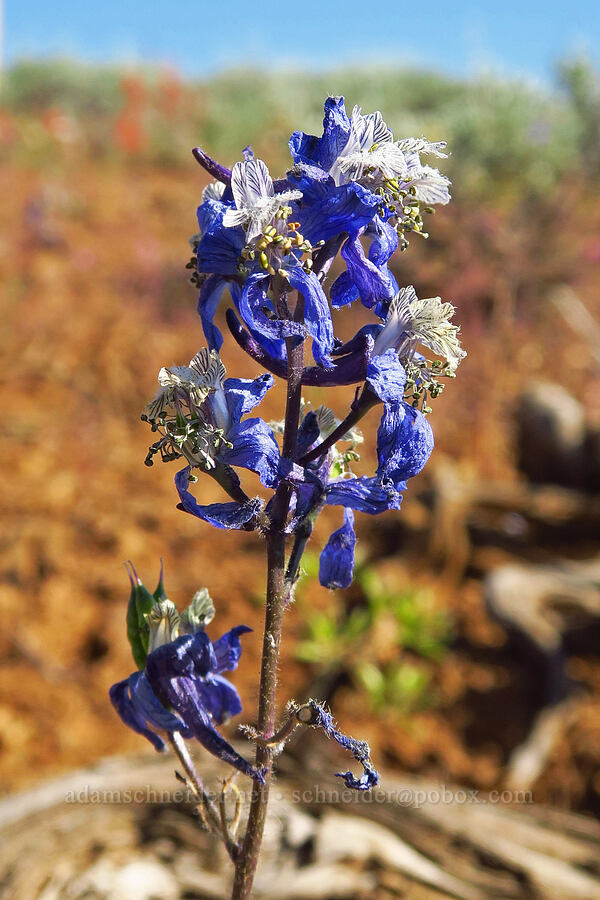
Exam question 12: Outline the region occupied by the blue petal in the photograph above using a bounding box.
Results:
[109,676,167,752]
[175,467,262,529]
[212,625,252,673]
[337,767,380,790]
[238,273,305,348]
[330,270,360,310]
[337,236,396,311]
[333,325,380,357]
[129,671,192,737]
[230,281,288,364]
[197,275,229,352]
[319,509,356,589]
[377,403,434,486]
[220,418,280,488]
[287,266,333,368]
[196,199,244,277]
[146,631,217,681]
[325,475,403,514]
[297,411,321,458]
[289,96,351,172]
[197,674,243,724]
[366,349,407,404]
[294,178,380,243]
[368,217,399,266]
[288,476,325,528]
[224,373,274,423]
[145,663,263,782]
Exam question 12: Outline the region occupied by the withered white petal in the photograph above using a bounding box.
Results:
[201,180,226,202]
[375,286,465,371]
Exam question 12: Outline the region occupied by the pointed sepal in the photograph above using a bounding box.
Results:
[125,562,162,670]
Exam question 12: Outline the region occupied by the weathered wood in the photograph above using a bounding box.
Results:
[1,752,598,899]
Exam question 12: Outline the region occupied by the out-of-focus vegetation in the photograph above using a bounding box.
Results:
[2,57,600,196]
[297,555,452,713]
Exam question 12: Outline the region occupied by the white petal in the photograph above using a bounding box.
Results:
[158,365,197,388]
[373,286,417,355]
[189,348,226,389]
[412,166,451,205]
[202,180,226,202]
[368,110,393,145]
[230,157,274,210]
[407,295,466,369]
[395,137,448,158]
[222,207,250,229]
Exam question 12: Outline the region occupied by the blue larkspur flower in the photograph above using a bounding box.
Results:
[194,155,335,368]
[144,348,280,527]
[290,97,450,309]
[110,598,263,782]
[290,97,450,201]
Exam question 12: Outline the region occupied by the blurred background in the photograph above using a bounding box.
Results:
[1,1,600,895]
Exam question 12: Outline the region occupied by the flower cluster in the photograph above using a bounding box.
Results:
[179,96,463,585]
[110,96,464,793]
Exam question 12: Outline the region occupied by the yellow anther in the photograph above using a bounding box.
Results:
[287,222,300,231]
[267,265,276,276]
[294,233,304,246]
[260,252,269,269]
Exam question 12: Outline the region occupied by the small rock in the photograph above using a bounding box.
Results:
[516,381,587,487]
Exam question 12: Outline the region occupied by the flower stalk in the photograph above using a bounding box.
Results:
[231,294,305,899]
[109,94,464,900]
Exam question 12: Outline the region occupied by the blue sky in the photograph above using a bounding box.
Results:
[5,1,599,82]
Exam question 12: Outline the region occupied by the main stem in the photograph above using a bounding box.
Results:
[231,293,305,900]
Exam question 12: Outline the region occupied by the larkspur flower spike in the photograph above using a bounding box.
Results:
[121,96,463,819]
